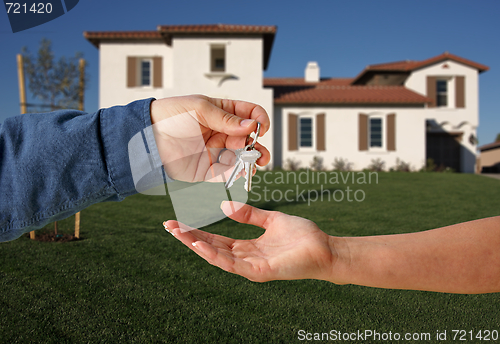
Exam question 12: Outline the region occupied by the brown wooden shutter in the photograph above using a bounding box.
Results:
[359,113,368,151]
[455,76,465,108]
[153,57,163,88]
[288,114,298,151]
[427,76,436,108]
[316,113,326,151]
[127,57,137,88]
[387,113,396,151]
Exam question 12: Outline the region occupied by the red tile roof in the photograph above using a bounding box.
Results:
[264,77,353,87]
[83,31,163,47]
[352,52,489,83]
[264,79,432,105]
[266,52,487,105]
[157,24,276,34]
[84,24,277,70]
[479,141,500,152]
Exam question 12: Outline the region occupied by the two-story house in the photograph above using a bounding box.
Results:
[84,24,488,173]
[84,24,276,162]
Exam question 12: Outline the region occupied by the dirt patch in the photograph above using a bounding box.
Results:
[26,232,82,243]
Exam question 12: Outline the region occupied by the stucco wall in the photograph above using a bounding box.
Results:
[405,60,480,172]
[480,148,500,170]
[99,41,172,108]
[98,37,274,166]
[277,106,427,171]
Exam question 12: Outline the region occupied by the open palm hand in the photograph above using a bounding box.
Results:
[165,202,339,282]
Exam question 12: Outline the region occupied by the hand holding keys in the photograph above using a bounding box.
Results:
[224,123,262,192]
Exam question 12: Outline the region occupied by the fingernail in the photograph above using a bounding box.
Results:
[240,119,255,127]
[220,200,226,210]
[192,242,197,247]
[163,221,170,233]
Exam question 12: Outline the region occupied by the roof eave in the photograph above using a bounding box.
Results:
[83,31,166,48]
[273,100,430,106]
[158,27,277,70]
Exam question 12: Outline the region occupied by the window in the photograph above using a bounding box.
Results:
[288,113,325,152]
[359,113,395,152]
[369,117,383,148]
[127,56,162,88]
[140,59,152,86]
[211,45,225,72]
[436,79,448,107]
[299,117,313,147]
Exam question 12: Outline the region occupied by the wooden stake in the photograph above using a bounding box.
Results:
[17,54,35,240]
[75,212,80,239]
[74,58,85,239]
[78,58,85,111]
[17,54,27,115]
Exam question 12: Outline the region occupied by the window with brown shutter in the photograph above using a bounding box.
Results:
[153,57,163,88]
[316,113,326,151]
[387,113,396,151]
[359,113,368,151]
[455,76,465,108]
[288,113,298,151]
[427,76,437,108]
[127,57,137,88]
[127,56,163,88]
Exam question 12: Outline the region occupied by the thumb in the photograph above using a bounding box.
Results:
[221,201,275,229]
[199,102,258,137]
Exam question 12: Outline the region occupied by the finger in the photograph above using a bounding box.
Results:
[204,162,244,183]
[165,220,239,253]
[220,202,276,229]
[223,137,271,167]
[166,220,271,281]
[165,221,244,272]
[202,98,270,137]
[217,149,237,165]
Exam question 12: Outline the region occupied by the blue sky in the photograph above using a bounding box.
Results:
[1,0,499,144]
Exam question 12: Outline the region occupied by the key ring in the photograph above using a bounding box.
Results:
[245,122,261,150]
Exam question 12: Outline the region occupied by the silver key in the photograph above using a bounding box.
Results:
[224,148,245,189]
[241,148,261,192]
[224,122,262,191]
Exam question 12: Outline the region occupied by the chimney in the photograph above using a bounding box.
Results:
[305,61,320,82]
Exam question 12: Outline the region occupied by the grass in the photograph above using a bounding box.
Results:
[1,172,500,343]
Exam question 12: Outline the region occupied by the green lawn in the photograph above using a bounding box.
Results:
[1,172,500,343]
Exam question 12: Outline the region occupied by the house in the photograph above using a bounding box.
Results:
[84,24,276,159]
[478,140,500,173]
[84,24,489,173]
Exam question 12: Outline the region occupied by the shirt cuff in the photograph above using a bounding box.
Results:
[100,98,170,200]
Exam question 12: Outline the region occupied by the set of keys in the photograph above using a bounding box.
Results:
[224,122,262,192]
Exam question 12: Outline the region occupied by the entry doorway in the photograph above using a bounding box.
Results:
[426,132,462,172]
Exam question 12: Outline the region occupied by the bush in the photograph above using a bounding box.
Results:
[419,158,455,173]
[367,158,385,172]
[285,158,301,171]
[332,157,353,171]
[421,158,437,172]
[309,156,325,171]
[392,158,411,172]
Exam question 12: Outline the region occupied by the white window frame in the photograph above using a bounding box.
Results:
[297,114,315,152]
[368,114,385,152]
[138,58,153,88]
[436,77,455,109]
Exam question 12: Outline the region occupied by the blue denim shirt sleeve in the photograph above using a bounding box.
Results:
[0,98,163,242]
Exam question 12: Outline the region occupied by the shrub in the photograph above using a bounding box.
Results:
[392,158,411,172]
[285,158,301,171]
[367,158,385,172]
[310,156,325,171]
[332,157,353,171]
[419,158,456,173]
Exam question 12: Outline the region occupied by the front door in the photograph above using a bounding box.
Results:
[426,132,462,172]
